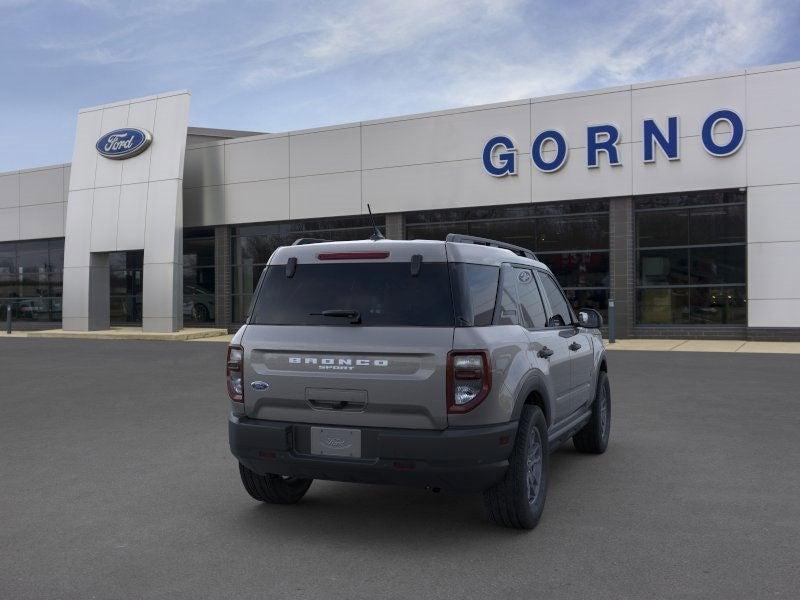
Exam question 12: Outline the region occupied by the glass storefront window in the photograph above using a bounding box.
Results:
[0,238,64,322]
[232,294,254,324]
[540,251,609,288]
[536,215,609,251]
[405,201,611,320]
[689,204,746,245]
[689,246,746,285]
[689,286,747,325]
[183,228,216,324]
[638,249,690,286]
[564,288,608,319]
[109,250,143,325]
[637,288,690,325]
[635,190,746,325]
[637,210,688,247]
[0,243,16,273]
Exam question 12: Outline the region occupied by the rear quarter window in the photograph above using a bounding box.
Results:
[450,263,500,326]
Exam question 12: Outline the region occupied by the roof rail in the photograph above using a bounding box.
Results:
[445,233,537,260]
[292,238,330,246]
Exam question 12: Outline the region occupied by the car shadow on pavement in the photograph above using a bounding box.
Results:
[223,445,591,543]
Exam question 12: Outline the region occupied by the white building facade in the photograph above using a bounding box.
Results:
[1,61,799,339]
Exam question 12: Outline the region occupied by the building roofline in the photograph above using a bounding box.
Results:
[176,59,800,149]
[4,59,800,171]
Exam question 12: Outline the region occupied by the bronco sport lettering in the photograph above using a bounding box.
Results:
[289,357,389,367]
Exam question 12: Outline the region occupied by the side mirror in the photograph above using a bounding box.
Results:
[577,308,603,329]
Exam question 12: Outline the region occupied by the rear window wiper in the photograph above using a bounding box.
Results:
[309,309,362,324]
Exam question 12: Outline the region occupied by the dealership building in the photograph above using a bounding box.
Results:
[1,60,799,339]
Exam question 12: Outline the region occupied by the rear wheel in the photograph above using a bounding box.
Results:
[483,405,549,529]
[573,371,611,454]
[238,463,312,504]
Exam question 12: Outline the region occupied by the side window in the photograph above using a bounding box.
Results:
[495,265,519,325]
[539,271,573,327]
[514,268,547,329]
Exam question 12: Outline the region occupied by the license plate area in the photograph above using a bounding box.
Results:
[310,427,362,458]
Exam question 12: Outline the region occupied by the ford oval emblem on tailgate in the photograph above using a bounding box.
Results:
[250,381,269,390]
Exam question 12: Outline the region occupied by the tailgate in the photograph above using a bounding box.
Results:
[242,325,454,430]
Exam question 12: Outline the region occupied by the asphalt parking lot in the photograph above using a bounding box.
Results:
[1,339,798,600]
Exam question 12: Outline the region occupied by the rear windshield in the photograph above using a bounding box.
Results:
[249,261,503,327]
[250,263,455,326]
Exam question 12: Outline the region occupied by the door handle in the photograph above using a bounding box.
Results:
[537,346,554,359]
[569,342,582,351]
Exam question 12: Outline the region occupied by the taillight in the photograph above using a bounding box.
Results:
[227,345,244,402]
[447,350,491,413]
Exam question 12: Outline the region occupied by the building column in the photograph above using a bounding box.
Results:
[608,197,634,339]
[214,225,232,330]
[62,91,190,333]
[87,253,111,330]
[62,251,111,331]
[142,180,184,333]
[385,213,405,240]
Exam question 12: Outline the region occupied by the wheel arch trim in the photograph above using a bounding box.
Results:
[511,370,555,427]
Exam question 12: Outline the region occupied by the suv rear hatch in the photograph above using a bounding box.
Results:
[241,242,454,430]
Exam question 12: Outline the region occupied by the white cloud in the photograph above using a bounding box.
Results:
[434,0,783,106]
[236,0,522,88]
[18,0,785,101]
[215,0,785,116]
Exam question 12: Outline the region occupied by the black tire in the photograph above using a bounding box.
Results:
[238,463,312,504]
[573,371,611,454]
[483,405,549,530]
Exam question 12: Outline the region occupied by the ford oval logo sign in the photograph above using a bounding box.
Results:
[96,128,152,160]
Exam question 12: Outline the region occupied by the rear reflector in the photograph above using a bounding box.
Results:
[318,251,390,260]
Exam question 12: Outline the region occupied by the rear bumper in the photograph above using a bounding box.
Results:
[229,414,517,493]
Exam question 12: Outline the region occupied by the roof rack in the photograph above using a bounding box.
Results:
[445,233,537,261]
[292,238,330,246]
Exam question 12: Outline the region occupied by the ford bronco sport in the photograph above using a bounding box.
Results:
[228,234,610,529]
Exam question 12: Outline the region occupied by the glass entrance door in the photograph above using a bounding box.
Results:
[109,251,143,325]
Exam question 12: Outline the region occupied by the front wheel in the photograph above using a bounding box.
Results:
[238,463,312,504]
[573,371,611,454]
[483,405,549,529]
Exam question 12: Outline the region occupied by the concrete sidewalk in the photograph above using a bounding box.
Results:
[2,329,799,353]
[0,327,228,341]
[604,338,800,354]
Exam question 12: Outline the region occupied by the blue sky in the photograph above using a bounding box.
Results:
[0,0,798,171]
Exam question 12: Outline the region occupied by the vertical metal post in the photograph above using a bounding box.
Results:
[5,304,11,334]
[608,298,616,344]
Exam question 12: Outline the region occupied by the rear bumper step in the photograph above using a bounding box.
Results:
[229,415,517,493]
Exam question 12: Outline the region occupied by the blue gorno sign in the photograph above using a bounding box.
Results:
[483,108,745,176]
[96,128,153,160]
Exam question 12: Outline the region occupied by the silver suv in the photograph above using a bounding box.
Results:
[228,234,610,529]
